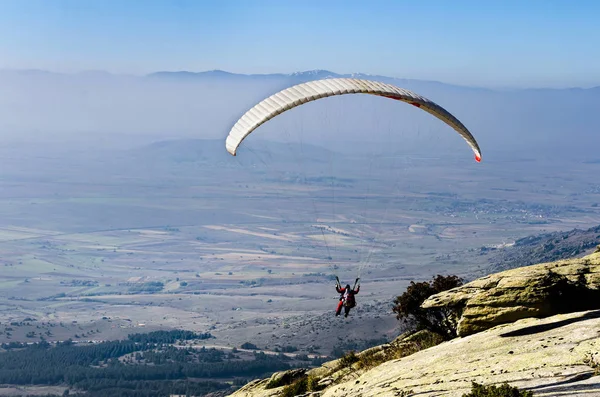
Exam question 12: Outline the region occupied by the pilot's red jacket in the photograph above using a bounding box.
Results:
[336,284,359,307]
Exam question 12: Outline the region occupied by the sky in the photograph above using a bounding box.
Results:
[0,0,599,88]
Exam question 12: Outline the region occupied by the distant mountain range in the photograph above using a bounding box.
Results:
[146,69,488,92]
[1,68,599,161]
[7,68,599,91]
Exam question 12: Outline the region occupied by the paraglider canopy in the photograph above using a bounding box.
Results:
[224,78,482,162]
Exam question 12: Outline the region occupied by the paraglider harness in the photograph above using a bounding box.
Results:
[336,276,360,308]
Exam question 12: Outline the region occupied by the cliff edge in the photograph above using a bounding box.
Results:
[231,250,600,397]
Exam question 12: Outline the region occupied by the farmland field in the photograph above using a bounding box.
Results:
[1,139,599,355]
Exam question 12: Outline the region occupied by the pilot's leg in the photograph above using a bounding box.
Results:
[336,300,343,316]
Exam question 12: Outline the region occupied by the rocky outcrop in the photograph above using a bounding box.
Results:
[228,330,440,397]
[230,309,600,396]
[322,309,600,397]
[422,251,600,337]
[230,251,600,397]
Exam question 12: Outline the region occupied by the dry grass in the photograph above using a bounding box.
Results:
[584,353,600,376]
[278,375,325,397]
[356,330,446,371]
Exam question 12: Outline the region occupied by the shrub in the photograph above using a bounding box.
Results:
[330,337,388,358]
[265,377,285,389]
[406,329,446,351]
[584,353,600,375]
[265,370,307,390]
[462,381,533,397]
[307,374,323,391]
[358,330,445,370]
[269,374,322,393]
[356,349,384,370]
[280,378,308,397]
[392,274,463,339]
[338,351,359,369]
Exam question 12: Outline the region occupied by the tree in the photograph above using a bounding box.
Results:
[392,274,463,339]
[241,342,258,350]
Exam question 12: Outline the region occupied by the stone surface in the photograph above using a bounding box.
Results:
[230,252,600,397]
[322,310,600,397]
[422,252,600,337]
[230,310,600,396]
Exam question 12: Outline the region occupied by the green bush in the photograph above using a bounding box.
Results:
[270,374,322,394]
[355,349,381,370]
[265,377,285,389]
[240,342,258,350]
[357,330,445,371]
[280,378,308,397]
[307,374,323,391]
[407,329,446,350]
[392,274,463,339]
[462,382,533,397]
[339,351,359,369]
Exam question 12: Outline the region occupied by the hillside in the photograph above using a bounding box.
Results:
[485,224,600,272]
[231,250,600,396]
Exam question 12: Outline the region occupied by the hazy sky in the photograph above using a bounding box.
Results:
[0,0,599,88]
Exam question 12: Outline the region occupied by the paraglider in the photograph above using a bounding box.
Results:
[224,77,482,318]
[335,277,360,318]
[224,78,482,162]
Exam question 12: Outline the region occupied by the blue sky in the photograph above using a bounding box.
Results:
[0,0,599,88]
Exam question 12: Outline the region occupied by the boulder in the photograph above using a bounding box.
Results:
[422,251,600,336]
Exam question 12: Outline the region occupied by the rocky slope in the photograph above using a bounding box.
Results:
[485,225,600,272]
[423,249,600,337]
[230,249,600,397]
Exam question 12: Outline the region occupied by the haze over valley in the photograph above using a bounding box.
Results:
[1,70,600,358]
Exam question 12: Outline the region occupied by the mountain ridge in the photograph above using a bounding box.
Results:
[2,67,600,160]
[2,68,598,92]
